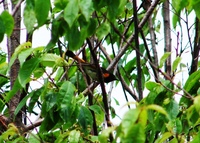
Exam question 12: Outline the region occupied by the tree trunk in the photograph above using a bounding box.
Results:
[8,1,23,128]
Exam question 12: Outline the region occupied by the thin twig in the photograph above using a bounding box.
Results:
[133,0,143,100]
[12,0,24,16]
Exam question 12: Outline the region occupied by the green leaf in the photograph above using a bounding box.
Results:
[54,132,68,143]
[40,113,58,132]
[28,87,44,113]
[86,18,97,36]
[172,14,180,29]
[78,106,93,134]
[165,100,179,120]
[121,108,140,136]
[146,81,160,91]
[172,56,181,72]
[35,0,50,26]
[89,105,102,114]
[99,127,115,143]
[126,2,133,10]
[172,0,181,28]
[68,130,81,143]
[79,0,94,21]
[159,52,171,68]
[49,19,63,44]
[175,119,182,134]
[66,24,83,50]
[107,0,126,21]
[191,131,200,143]
[124,57,136,74]
[41,53,68,67]
[5,78,22,103]
[147,104,169,118]
[33,67,44,79]
[18,58,40,88]
[113,97,120,105]
[188,0,200,19]
[0,62,8,86]
[194,3,200,19]
[0,52,6,63]
[68,66,78,78]
[0,16,5,42]
[18,48,34,67]
[194,95,200,111]
[184,70,200,94]
[8,42,32,73]
[172,0,188,28]
[54,0,69,10]
[58,81,76,121]
[121,123,146,143]
[64,0,79,27]
[78,17,97,39]
[45,91,58,112]
[155,132,173,143]
[14,93,33,117]
[1,11,14,36]
[23,0,37,32]
[54,67,64,82]
[28,134,41,143]
[89,105,104,124]
[96,22,110,40]
[138,109,148,127]
[1,123,19,141]
[93,0,106,10]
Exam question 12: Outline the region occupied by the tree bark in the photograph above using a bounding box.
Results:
[8,1,23,127]
[190,18,200,74]
[163,0,172,77]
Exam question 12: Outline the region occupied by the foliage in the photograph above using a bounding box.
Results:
[0,0,200,142]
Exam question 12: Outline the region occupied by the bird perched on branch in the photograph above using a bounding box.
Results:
[65,50,117,83]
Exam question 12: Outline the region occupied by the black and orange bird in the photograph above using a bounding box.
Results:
[65,50,117,83]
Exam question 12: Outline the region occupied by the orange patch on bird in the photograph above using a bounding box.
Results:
[74,56,85,63]
[103,73,110,78]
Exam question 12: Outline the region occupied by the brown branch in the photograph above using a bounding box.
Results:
[190,18,200,74]
[23,118,43,133]
[185,10,193,54]
[148,17,159,81]
[138,0,161,30]
[8,1,23,128]
[84,39,98,136]
[133,0,143,100]
[11,0,24,16]
[163,0,172,76]
[87,38,113,141]
[140,30,159,82]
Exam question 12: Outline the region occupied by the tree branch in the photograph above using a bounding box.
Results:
[11,0,24,16]
[190,18,200,74]
[133,0,143,100]
[163,0,172,76]
[87,38,113,141]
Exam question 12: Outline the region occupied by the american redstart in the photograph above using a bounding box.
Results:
[65,50,117,83]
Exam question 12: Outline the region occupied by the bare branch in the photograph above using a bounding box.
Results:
[190,18,200,74]
[163,0,172,76]
[12,0,24,16]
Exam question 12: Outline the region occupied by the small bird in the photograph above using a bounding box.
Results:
[65,50,117,83]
